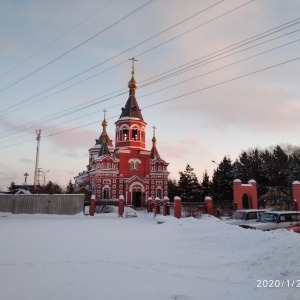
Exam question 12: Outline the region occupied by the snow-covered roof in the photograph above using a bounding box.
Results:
[14,189,31,195]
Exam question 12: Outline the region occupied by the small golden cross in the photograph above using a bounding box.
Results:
[129,57,138,73]
[152,126,156,137]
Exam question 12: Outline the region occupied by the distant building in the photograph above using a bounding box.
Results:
[8,182,33,194]
[74,66,169,206]
[15,188,32,195]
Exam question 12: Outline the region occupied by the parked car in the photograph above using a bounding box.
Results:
[239,211,300,231]
[285,224,300,233]
[223,209,267,226]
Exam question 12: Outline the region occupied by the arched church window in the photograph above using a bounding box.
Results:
[135,162,139,171]
[130,162,134,170]
[156,188,162,199]
[132,129,138,140]
[103,188,110,199]
[123,129,128,141]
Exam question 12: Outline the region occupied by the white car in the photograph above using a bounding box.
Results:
[239,211,300,231]
[223,209,267,226]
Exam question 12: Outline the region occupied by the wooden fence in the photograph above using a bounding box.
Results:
[0,194,85,215]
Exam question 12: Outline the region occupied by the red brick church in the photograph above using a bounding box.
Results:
[74,60,169,206]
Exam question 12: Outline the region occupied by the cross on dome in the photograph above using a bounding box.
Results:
[129,57,138,74]
[128,58,138,90]
[152,126,156,137]
[101,109,108,132]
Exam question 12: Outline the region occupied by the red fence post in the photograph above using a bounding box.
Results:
[292,181,300,211]
[147,197,153,213]
[205,196,213,215]
[154,197,160,217]
[163,196,169,216]
[174,196,181,219]
[89,195,96,216]
[118,195,125,217]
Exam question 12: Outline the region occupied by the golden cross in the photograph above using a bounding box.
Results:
[129,57,138,73]
[103,109,107,119]
[152,126,156,137]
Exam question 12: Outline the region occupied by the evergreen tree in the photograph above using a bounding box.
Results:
[271,145,290,194]
[65,179,74,194]
[44,181,62,194]
[233,148,268,196]
[167,178,179,201]
[232,144,300,199]
[178,164,201,202]
[288,148,300,184]
[200,170,212,200]
[211,156,234,203]
[7,181,18,194]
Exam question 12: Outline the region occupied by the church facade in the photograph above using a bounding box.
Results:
[74,64,169,206]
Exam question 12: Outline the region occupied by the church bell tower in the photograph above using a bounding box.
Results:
[115,57,146,150]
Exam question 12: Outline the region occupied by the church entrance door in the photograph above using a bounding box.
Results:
[132,192,142,207]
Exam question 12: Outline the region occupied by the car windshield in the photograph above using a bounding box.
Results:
[259,213,278,223]
[232,211,245,220]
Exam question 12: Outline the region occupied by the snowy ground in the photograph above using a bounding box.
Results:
[1,210,299,300]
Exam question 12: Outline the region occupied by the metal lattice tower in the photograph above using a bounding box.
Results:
[33,129,41,191]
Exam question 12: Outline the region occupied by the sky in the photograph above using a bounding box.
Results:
[1,211,300,300]
[1,0,300,191]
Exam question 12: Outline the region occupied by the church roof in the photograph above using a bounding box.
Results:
[97,116,113,156]
[150,137,160,159]
[150,128,160,160]
[119,91,144,121]
[118,69,144,121]
[98,140,110,156]
[95,132,113,148]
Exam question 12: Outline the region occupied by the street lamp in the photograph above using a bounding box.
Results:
[212,160,219,165]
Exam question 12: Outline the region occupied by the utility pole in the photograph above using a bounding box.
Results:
[37,168,43,186]
[34,129,41,191]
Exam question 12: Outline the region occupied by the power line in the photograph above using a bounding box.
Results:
[2,1,299,142]
[0,0,115,79]
[0,0,225,116]
[22,41,300,132]
[138,38,300,98]
[0,0,154,94]
[139,28,300,87]
[0,27,299,141]
[142,57,300,110]
[0,55,298,150]
[0,90,128,139]
[1,4,298,142]
[1,22,299,140]
[0,60,129,118]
